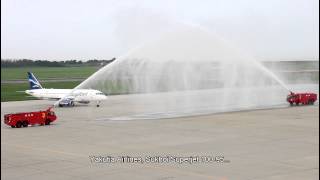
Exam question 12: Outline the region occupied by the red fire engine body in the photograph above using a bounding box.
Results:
[4,107,57,128]
[287,92,317,106]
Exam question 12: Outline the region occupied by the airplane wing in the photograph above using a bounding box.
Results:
[48,98,61,100]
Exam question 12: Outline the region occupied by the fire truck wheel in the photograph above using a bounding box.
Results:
[45,120,51,125]
[295,102,299,105]
[308,100,314,105]
[16,121,22,128]
[290,102,293,106]
[11,125,15,128]
[22,121,28,127]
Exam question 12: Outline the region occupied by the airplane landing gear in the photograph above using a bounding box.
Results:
[96,101,100,107]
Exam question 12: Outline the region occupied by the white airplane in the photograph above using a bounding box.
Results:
[25,72,107,107]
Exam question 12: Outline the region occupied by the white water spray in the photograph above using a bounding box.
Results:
[76,25,299,117]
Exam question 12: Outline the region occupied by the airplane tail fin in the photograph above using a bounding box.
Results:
[27,72,43,89]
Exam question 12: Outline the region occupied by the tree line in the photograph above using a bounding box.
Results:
[1,58,116,68]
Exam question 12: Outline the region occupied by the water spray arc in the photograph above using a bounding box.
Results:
[76,24,301,116]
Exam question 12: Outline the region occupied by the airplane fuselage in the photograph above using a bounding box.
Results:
[25,89,107,103]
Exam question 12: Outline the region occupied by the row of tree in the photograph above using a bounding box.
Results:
[1,58,116,67]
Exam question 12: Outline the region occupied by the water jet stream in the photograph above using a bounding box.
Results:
[75,25,309,118]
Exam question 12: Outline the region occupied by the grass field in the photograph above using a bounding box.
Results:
[2,62,318,102]
[1,66,99,102]
[1,66,129,102]
[1,66,98,80]
[1,80,128,102]
[1,81,82,102]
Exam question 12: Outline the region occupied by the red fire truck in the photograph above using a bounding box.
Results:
[4,107,57,128]
[287,92,317,106]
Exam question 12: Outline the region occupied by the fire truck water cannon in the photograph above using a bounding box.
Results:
[4,107,57,128]
[286,91,317,106]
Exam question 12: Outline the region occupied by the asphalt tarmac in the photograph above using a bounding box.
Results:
[1,96,319,180]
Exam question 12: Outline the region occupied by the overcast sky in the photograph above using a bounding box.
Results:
[1,0,319,61]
